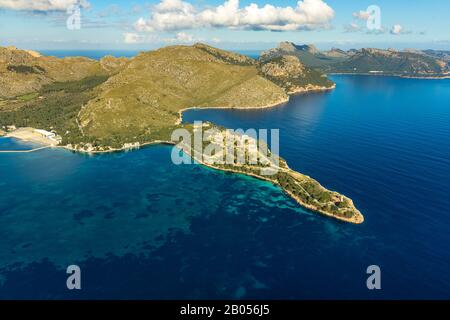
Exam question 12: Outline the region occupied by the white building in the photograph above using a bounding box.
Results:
[34,129,59,142]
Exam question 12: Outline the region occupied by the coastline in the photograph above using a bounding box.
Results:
[327,72,450,80]
[287,83,336,95]
[62,140,176,154]
[175,96,290,125]
[66,82,335,153]
[175,84,336,125]
[0,133,53,153]
[5,128,58,146]
[194,157,364,224]
[2,134,363,224]
[1,84,365,224]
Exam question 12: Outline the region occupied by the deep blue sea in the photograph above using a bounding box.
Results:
[1,70,449,298]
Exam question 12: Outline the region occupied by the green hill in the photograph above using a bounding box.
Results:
[0,46,128,99]
[78,44,288,142]
[0,43,335,147]
[259,55,334,93]
[261,42,345,68]
[77,44,334,144]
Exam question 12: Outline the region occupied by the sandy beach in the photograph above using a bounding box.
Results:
[6,127,59,146]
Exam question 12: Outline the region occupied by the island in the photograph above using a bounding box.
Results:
[0,43,363,224]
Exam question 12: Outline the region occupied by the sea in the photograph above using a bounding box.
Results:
[0,50,449,299]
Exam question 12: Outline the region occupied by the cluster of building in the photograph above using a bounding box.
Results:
[193,123,274,168]
[33,129,62,144]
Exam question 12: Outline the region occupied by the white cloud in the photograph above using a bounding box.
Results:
[168,32,195,43]
[390,24,403,35]
[136,0,198,32]
[135,0,335,32]
[389,24,412,35]
[352,10,370,21]
[0,0,90,11]
[124,31,201,44]
[343,23,361,33]
[123,32,146,44]
[155,0,194,13]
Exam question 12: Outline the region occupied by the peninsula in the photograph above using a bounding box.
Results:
[0,44,363,224]
[262,42,450,79]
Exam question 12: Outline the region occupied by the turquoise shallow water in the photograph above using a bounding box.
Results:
[0,140,315,299]
[1,75,450,299]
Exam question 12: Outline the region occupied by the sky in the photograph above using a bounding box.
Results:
[0,0,449,51]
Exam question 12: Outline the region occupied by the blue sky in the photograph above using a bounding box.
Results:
[0,0,449,50]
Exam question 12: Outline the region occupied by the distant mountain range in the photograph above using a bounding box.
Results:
[261,42,450,78]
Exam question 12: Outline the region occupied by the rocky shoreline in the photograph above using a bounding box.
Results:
[0,82,365,224]
[3,129,363,224]
[328,72,450,79]
[176,83,336,125]
[196,160,364,224]
[288,83,336,95]
[175,96,291,125]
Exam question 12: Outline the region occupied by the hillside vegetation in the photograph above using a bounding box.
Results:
[0,46,128,98]
[0,76,109,145]
[261,42,346,68]
[1,44,334,147]
[259,55,334,93]
[79,44,288,141]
